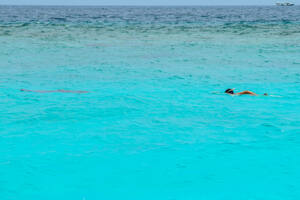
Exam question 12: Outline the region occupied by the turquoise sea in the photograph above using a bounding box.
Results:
[1,6,300,199]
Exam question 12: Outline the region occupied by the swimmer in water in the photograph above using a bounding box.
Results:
[225,88,267,96]
[20,89,88,93]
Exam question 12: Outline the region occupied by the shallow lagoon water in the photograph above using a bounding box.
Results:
[0,6,300,199]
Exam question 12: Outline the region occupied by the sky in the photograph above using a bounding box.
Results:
[0,0,299,5]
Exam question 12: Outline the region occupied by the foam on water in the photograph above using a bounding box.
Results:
[0,6,300,200]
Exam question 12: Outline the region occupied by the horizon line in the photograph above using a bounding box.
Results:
[0,4,288,6]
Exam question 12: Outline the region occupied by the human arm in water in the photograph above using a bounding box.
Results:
[20,89,88,93]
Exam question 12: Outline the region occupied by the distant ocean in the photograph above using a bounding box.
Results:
[0,6,300,200]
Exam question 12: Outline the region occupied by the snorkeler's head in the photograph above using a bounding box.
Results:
[225,88,234,94]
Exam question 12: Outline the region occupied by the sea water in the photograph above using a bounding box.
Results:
[0,6,300,200]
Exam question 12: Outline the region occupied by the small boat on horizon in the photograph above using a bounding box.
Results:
[276,2,295,6]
